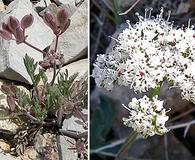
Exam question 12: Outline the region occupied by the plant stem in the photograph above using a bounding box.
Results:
[50,63,57,85]
[115,131,137,160]
[54,35,59,52]
[24,41,47,56]
[73,107,87,127]
[50,35,59,85]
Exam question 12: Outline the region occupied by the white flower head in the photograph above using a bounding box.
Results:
[92,8,195,102]
[123,96,169,138]
[92,8,195,137]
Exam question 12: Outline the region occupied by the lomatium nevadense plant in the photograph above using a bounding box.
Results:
[0,8,87,158]
[92,8,195,158]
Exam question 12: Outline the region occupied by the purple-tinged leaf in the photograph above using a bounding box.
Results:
[7,96,15,111]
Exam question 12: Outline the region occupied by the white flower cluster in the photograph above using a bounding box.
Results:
[92,9,195,101]
[123,96,169,138]
[92,8,195,137]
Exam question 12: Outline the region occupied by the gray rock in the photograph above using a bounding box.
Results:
[0,154,17,160]
[60,109,87,160]
[59,0,85,7]
[0,0,53,84]
[46,58,88,83]
[34,0,51,9]
[50,0,88,64]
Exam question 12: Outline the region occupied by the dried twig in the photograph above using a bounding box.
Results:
[168,107,195,123]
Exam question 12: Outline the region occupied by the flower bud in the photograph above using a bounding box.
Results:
[7,16,20,34]
[57,9,68,28]
[2,22,12,33]
[43,11,58,34]
[21,14,34,29]
[60,19,70,34]
[39,60,51,68]
[7,96,15,111]
[0,29,13,40]
[15,27,25,43]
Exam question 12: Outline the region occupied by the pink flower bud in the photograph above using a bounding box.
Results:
[0,29,13,40]
[43,11,58,35]
[60,19,70,34]
[39,60,51,68]
[7,96,15,111]
[15,27,25,43]
[21,14,34,29]
[59,56,65,65]
[2,22,12,34]
[57,9,69,28]
[7,16,20,34]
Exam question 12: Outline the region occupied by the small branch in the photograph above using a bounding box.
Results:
[24,41,47,56]
[91,138,126,154]
[24,112,38,122]
[168,107,195,123]
[13,112,38,122]
[59,129,88,140]
[115,131,137,160]
[168,120,195,130]
[73,107,87,127]
[118,0,141,16]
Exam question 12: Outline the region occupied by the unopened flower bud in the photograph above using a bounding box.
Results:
[60,19,70,34]
[2,22,12,33]
[7,16,20,34]
[43,11,58,35]
[15,27,25,43]
[39,60,51,68]
[57,9,69,29]
[21,14,34,29]
[0,29,13,40]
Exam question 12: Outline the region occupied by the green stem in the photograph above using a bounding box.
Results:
[115,131,137,160]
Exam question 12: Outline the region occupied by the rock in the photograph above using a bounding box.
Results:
[34,0,51,8]
[0,0,5,12]
[0,139,10,152]
[20,147,40,160]
[60,108,87,160]
[46,58,88,83]
[50,0,88,64]
[0,153,17,160]
[34,134,46,153]
[62,108,87,132]
[0,0,53,84]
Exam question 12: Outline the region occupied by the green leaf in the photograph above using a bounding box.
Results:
[23,54,37,85]
[90,96,116,149]
[182,47,191,58]
[149,84,162,99]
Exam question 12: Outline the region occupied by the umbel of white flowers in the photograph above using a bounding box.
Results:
[92,8,195,137]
